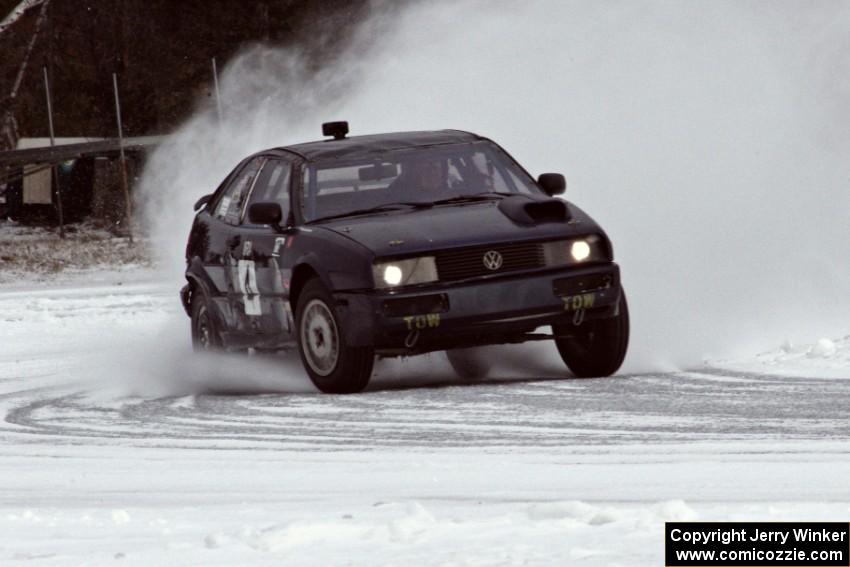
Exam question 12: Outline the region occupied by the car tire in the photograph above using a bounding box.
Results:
[446,348,492,381]
[191,289,222,352]
[553,290,629,378]
[296,278,374,394]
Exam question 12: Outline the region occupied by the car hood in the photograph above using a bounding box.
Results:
[317,199,604,258]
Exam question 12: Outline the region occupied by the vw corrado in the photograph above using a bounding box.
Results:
[181,122,628,393]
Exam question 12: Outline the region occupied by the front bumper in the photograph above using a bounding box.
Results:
[335,263,621,354]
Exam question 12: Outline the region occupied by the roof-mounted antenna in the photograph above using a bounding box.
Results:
[322,121,349,140]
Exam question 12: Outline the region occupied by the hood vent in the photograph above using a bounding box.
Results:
[497,195,570,226]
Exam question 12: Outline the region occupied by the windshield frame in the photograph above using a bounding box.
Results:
[297,140,544,224]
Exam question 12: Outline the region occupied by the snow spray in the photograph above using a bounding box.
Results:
[139,1,850,376]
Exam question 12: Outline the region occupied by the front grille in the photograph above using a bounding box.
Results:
[435,242,545,281]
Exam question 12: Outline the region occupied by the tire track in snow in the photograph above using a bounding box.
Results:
[3,370,850,451]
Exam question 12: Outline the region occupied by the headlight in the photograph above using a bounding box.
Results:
[570,240,591,262]
[383,265,403,285]
[373,256,438,289]
[542,235,607,266]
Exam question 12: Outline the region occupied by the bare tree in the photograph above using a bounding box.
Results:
[0,0,50,150]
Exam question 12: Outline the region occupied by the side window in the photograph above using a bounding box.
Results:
[505,167,533,194]
[213,158,263,225]
[466,152,513,193]
[245,159,292,225]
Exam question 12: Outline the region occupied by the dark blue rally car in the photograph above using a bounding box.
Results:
[181,122,628,393]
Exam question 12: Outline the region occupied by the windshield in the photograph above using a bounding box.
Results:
[301,141,542,222]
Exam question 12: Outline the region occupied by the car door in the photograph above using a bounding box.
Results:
[207,156,265,337]
[234,155,297,345]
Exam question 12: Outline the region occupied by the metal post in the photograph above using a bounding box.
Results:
[212,57,223,124]
[43,65,64,239]
[112,72,133,243]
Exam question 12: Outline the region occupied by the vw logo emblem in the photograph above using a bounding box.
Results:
[482,250,503,271]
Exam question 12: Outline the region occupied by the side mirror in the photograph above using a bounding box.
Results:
[537,173,566,196]
[248,202,284,230]
[194,194,213,212]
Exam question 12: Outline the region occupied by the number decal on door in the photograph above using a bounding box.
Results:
[238,240,261,316]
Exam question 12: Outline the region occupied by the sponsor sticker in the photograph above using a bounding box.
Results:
[561,292,595,312]
[403,314,441,331]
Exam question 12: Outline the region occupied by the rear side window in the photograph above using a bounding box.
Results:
[245,159,292,225]
[213,158,263,225]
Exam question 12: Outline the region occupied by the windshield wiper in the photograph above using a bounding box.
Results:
[308,193,513,223]
[309,202,432,223]
[429,192,514,206]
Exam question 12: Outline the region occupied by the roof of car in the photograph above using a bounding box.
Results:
[279,130,483,162]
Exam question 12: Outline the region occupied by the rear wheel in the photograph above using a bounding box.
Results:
[296,278,374,393]
[446,348,492,381]
[191,290,221,352]
[553,291,629,377]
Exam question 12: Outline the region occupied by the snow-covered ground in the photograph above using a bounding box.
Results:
[3,0,848,562]
[1,267,849,565]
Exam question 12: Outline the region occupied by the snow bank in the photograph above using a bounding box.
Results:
[0,220,152,284]
[0,499,692,565]
[714,336,850,379]
[3,497,850,565]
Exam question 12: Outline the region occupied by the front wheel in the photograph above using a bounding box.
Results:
[553,290,629,377]
[296,278,374,394]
